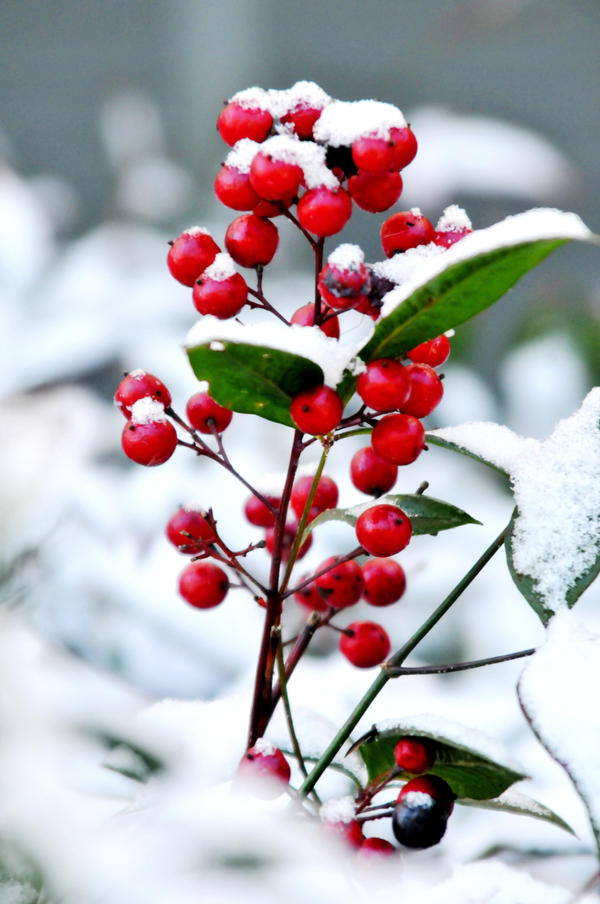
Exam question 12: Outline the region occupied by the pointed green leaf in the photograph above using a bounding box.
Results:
[357,716,527,800]
[458,790,574,836]
[305,493,481,538]
[186,341,323,427]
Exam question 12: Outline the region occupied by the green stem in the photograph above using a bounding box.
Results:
[298,523,510,797]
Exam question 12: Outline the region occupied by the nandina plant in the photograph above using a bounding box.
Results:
[116,81,600,857]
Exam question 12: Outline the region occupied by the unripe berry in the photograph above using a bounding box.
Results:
[361,557,406,607]
[350,446,398,497]
[348,170,403,213]
[167,228,220,286]
[225,214,279,268]
[380,210,434,257]
[249,151,302,201]
[166,506,216,553]
[291,474,339,520]
[297,187,352,237]
[371,413,426,466]
[217,100,273,146]
[114,370,172,419]
[392,792,449,849]
[238,740,291,798]
[394,738,435,774]
[121,399,177,467]
[339,620,391,668]
[356,504,412,557]
[315,557,364,609]
[402,363,444,417]
[357,358,410,412]
[178,561,229,609]
[290,385,343,435]
[407,334,451,367]
[291,302,340,339]
[186,391,233,434]
[244,494,280,528]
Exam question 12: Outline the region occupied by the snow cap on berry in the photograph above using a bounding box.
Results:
[372,243,445,287]
[327,243,365,271]
[257,134,338,190]
[182,225,211,237]
[319,795,356,825]
[436,204,472,233]
[252,737,277,757]
[273,80,331,118]
[402,790,435,807]
[130,397,168,425]
[203,252,237,282]
[229,86,271,111]
[224,139,261,174]
[314,100,406,146]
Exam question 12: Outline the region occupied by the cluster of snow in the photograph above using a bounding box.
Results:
[253,134,338,190]
[435,204,472,233]
[130,397,168,424]
[230,81,332,119]
[327,243,365,271]
[313,100,406,145]
[319,795,356,824]
[203,252,237,282]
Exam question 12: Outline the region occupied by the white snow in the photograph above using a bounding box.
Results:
[402,791,434,806]
[252,737,277,756]
[319,795,356,824]
[327,243,365,271]
[229,86,272,112]
[224,139,261,174]
[129,397,168,425]
[519,609,600,842]
[182,225,210,236]
[185,316,373,389]
[379,208,593,318]
[372,242,446,288]
[256,135,338,190]
[203,252,237,282]
[436,205,472,233]
[313,99,407,146]
[271,81,331,118]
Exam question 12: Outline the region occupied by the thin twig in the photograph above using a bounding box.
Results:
[384,647,536,677]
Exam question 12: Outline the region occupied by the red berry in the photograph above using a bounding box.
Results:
[394,738,435,774]
[358,837,396,857]
[380,211,434,257]
[315,557,364,609]
[280,105,324,139]
[114,370,172,419]
[186,391,233,434]
[371,413,425,466]
[294,575,329,613]
[317,257,371,311]
[192,269,248,319]
[265,522,312,562]
[387,126,418,170]
[121,404,177,467]
[433,228,471,248]
[339,620,391,668]
[244,494,280,528]
[178,561,229,609]
[166,506,216,553]
[217,100,273,146]
[291,475,339,521]
[290,385,343,435]
[357,358,410,412]
[253,196,293,218]
[214,165,261,211]
[167,228,220,287]
[398,775,455,818]
[249,151,302,201]
[225,214,279,268]
[322,819,365,849]
[361,558,406,607]
[407,334,451,367]
[291,302,340,339]
[351,134,398,173]
[348,170,403,213]
[350,446,398,497]
[238,741,291,798]
[403,363,444,418]
[433,207,472,248]
[356,504,412,557]
[297,187,352,237]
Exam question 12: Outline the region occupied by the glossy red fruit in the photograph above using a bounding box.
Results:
[358,837,396,857]
[238,741,291,798]
[297,187,352,237]
[371,413,425,466]
[348,170,403,213]
[394,738,436,774]
[350,446,398,497]
[361,558,406,607]
[217,100,273,146]
[249,151,302,201]
[121,415,177,467]
[291,475,339,520]
[433,228,471,248]
[214,165,261,211]
[357,358,410,412]
[244,494,280,528]
[265,522,312,562]
[356,504,412,556]
[380,211,434,257]
[225,214,279,268]
[192,271,248,319]
[317,260,371,311]
[186,391,233,434]
[294,575,329,613]
[253,196,294,218]
[290,385,343,435]
[339,620,391,668]
[166,506,215,553]
[322,819,365,849]
[167,229,220,287]
[291,302,340,339]
[178,561,229,609]
[398,775,455,818]
[387,126,418,170]
[403,363,444,417]
[351,133,398,173]
[315,557,364,609]
[280,105,324,139]
[114,371,172,419]
[407,334,451,367]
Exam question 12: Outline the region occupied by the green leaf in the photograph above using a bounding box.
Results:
[357,717,527,800]
[458,790,574,836]
[304,493,481,538]
[97,732,165,783]
[186,340,323,428]
[425,433,510,478]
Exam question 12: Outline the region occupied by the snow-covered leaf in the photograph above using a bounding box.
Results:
[356,714,527,800]
[304,493,481,538]
[425,430,510,478]
[459,788,574,836]
[518,611,600,854]
[430,388,600,623]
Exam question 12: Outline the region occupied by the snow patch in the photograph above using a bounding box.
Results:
[224,139,260,174]
[203,252,236,282]
[313,99,406,146]
[319,795,355,824]
[129,397,167,425]
[436,204,472,233]
[327,243,365,271]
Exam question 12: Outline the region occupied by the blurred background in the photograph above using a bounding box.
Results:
[0,3,600,897]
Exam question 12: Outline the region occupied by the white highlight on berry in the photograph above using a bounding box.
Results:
[319,795,356,825]
[313,100,406,146]
[129,397,167,425]
[203,253,237,282]
[436,204,472,233]
[224,139,261,174]
[327,243,365,271]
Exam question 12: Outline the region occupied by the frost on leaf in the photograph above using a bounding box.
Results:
[518,610,600,853]
[429,388,600,623]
